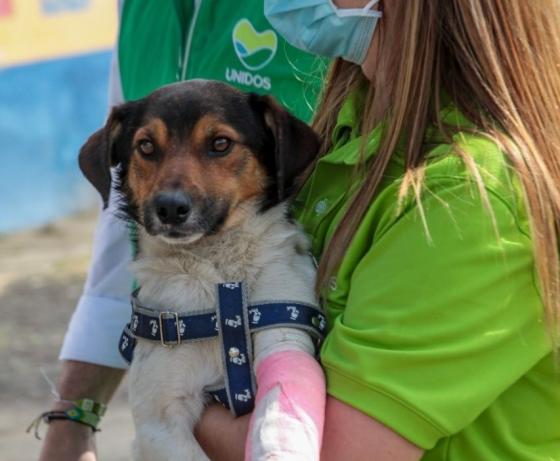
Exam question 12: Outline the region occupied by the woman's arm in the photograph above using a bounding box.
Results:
[321,397,423,461]
[195,396,423,461]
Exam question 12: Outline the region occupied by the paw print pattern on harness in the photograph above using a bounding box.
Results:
[149,319,159,336]
[224,315,242,328]
[286,305,300,320]
[223,282,240,290]
[234,389,252,402]
[249,308,261,324]
[120,336,129,351]
[230,353,247,366]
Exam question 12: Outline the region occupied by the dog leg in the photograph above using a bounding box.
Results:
[131,393,210,461]
[247,328,326,461]
[132,423,210,461]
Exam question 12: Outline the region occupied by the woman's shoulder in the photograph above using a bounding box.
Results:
[424,131,509,184]
[422,131,529,231]
[368,130,530,246]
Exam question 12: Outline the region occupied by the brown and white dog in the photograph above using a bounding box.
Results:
[79,80,325,461]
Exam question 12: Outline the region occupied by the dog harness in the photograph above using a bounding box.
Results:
[118,282,326,417]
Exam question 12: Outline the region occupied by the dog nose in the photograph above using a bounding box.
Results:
[153,191,191,225]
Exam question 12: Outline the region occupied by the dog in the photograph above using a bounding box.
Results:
[79,80,326,461]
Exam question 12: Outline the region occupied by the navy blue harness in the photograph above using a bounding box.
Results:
[119,282,326,417]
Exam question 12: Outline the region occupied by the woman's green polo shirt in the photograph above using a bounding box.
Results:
[294,94,560,459]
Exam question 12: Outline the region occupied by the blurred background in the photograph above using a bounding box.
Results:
[0,1,133,459]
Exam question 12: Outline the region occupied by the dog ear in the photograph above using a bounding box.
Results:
[78,104,130,208]
[250,95,320,201]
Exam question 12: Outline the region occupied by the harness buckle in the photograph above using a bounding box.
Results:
[158,312,181,347]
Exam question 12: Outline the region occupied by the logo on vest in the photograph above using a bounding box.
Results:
[226,19,276,90]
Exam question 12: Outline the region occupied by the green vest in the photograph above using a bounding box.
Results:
[118,0,327,122]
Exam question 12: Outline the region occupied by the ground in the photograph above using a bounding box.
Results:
[0,210,134,460]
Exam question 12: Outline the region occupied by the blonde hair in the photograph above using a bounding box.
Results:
[312,0,560,342]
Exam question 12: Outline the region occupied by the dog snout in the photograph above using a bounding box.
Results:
[153,191,192,226]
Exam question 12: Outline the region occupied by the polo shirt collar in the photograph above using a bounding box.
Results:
[323,89,474,166]
[325,87,384,166]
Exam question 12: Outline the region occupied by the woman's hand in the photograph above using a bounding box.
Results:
[195,404,250,461]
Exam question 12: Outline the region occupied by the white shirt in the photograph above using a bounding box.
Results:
[59,22,132,369]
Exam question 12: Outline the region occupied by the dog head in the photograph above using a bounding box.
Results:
[79,80,319,244]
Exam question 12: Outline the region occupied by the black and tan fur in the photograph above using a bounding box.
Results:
[79,80,319,242]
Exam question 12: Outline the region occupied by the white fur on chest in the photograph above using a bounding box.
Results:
[127,204,316,461]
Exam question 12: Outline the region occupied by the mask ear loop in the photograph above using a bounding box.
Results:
[333,0,383,18]
[363,0,383,16]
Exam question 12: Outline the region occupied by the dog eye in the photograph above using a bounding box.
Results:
[137,139,155,155]
[209,137,233,157]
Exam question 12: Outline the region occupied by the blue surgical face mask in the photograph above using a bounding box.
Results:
[264,0,382,65]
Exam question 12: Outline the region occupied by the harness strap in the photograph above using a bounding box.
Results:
[216,283,255,416]
[124,293,325,350]
[119,326,137,364]
[205,386,229,407]
[118,284,326,416]
[117,328,254,413]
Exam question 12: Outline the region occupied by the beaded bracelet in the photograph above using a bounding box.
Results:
[27,398,107,440]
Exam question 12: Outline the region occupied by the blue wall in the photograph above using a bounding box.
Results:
[0,50,111,233]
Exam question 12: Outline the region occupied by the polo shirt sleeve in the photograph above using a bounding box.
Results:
[59,26,132,369]
[59,187,133,369]
[320,179,550,449]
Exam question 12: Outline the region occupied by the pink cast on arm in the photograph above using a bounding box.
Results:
[245,349,326,461]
